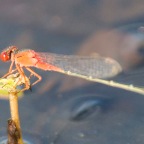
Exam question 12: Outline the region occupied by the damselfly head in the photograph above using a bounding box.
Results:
[0,46,18,62]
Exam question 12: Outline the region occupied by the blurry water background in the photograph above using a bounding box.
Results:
[0,0,144,144]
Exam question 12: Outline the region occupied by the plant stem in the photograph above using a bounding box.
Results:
[0,73,28,144]
[9,91,24,144]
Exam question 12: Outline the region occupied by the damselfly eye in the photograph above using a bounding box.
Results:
[0,51,10,62]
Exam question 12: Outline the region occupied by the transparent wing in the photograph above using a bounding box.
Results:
[34,52,144,95]
[38,52,122,79]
